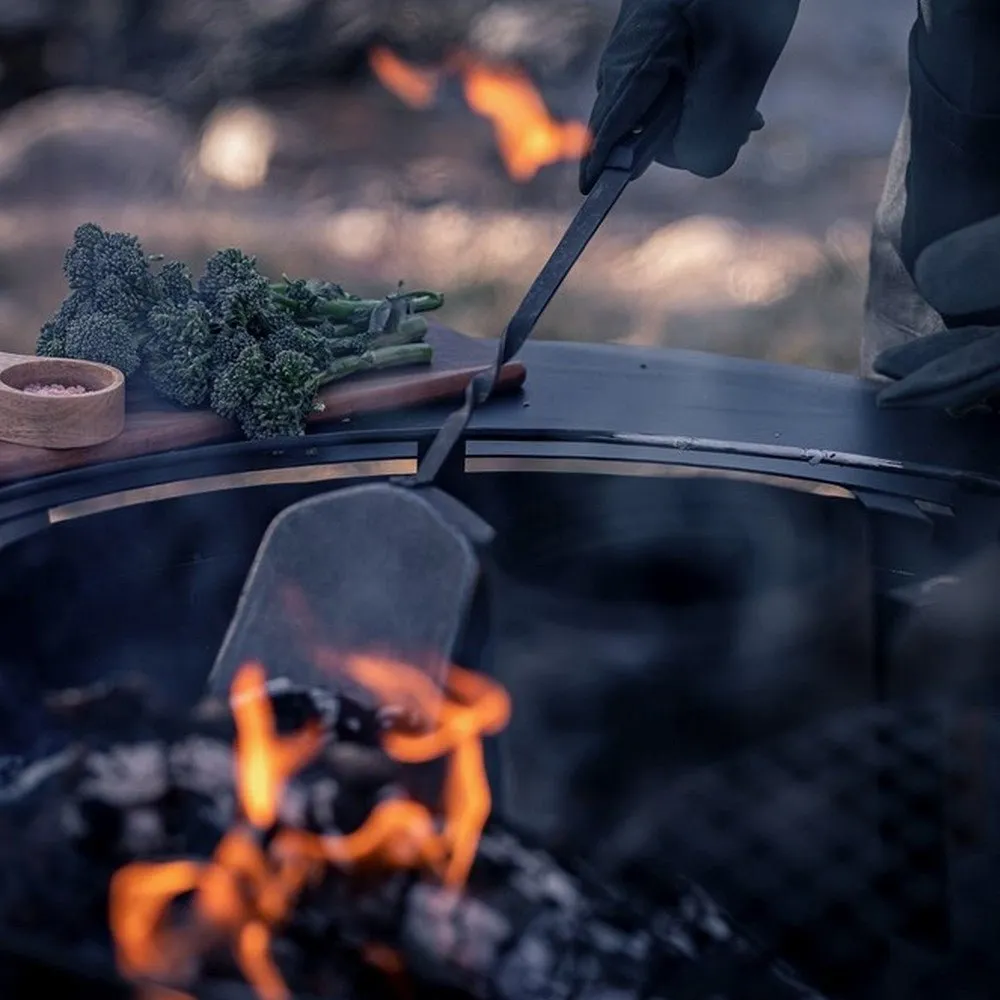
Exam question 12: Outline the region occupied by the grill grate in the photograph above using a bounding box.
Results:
[600,702,1000,998]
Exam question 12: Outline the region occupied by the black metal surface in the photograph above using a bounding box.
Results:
[452,341,1000,492]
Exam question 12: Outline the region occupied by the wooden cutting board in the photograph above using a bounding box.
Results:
[0,324,525,485]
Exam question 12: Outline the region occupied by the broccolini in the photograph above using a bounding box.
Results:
[37,224,161,375]
[198,247,272,331]
[35,223,443,440]
[143,299,215,407]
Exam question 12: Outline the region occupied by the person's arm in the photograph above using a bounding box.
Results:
[580,0,802,193]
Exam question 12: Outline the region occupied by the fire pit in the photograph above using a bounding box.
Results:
[0,340,998,999]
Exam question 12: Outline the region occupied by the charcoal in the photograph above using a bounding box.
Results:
[0,675,827,1000]
[401,829,826,1000]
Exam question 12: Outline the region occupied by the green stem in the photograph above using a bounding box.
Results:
[314,343,433,389]
[323,315,428,359]
[271,289,444,321]
[270,293,373,320]
[397,290,445,313]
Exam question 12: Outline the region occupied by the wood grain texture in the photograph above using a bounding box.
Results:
[0,325,524,485]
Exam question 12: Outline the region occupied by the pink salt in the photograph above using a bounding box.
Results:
[21,382,91,396]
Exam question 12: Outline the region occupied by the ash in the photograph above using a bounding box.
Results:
[0,674,827,1000]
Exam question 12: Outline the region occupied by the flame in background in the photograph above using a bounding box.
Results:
[367,46,591,182]
[368,47,439,110]
[109,653,511,1000]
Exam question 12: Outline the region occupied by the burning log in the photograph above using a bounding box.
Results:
[0,660,827,1000]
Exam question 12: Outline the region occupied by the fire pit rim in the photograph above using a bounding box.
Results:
[0,341,995,542]
[0,431,977,533]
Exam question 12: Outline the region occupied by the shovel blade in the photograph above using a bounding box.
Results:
[207,482,486,699]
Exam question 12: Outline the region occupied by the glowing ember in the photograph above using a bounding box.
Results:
[367,45,591,182]
[109,653,511,999]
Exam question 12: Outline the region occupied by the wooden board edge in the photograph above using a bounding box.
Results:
[306,358,527,425]
[0,360,528,486]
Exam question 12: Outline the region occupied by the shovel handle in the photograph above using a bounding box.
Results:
[605,80,685,180]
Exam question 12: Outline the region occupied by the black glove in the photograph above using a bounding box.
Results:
[874,326,1000,413]
[580,0,801,194]
[875,214,1000,413]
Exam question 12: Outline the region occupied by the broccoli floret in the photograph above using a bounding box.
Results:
[36,320,65,357]
[257,311,333,368]
[155,260,197,307]
[210,344,321,440]
[63,222,157,321]
[36,224,160,375]
[268,277,317,319]
[210,327,257,371]
[197,248,272,330]
[36,292,85,357]
[143,300,215,407]
[241,351,322,440]
[140,259,217,405]
[209,342,269,423]
[64,310,142,376]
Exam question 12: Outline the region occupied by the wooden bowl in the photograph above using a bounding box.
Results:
[0,353,125,449]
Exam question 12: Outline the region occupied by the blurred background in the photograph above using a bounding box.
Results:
[0,0,912,371]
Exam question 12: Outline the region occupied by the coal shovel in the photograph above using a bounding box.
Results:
[207,90,684,700]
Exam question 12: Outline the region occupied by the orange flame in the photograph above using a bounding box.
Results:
[109,860,202,983]
[109,652,511,999]
[459,60,592,183]
[367,45,591,182]
[317,651,510,887]
[110,662,324,1000]
[231,661,323,828]
[368,47,440,110]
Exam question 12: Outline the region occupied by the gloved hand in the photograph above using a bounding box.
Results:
[580,0,802,194]
[874,326,1000,413]
[875,214,1000,413]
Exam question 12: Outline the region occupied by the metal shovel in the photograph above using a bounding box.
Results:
[207,91,683,699]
